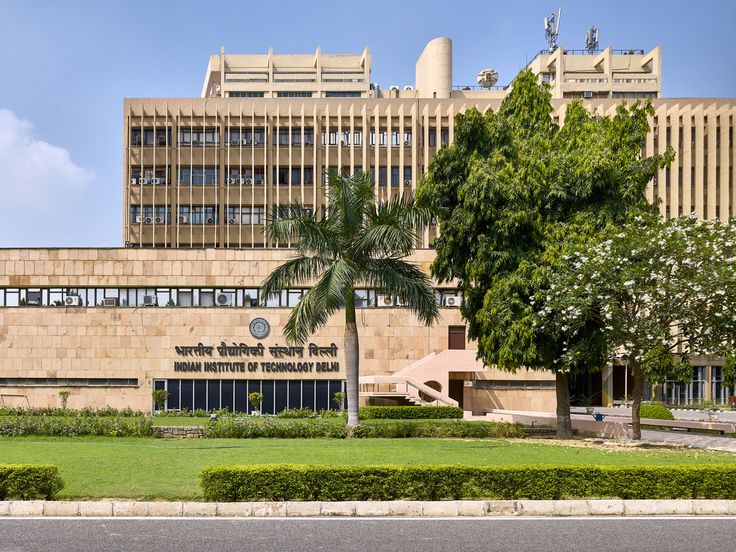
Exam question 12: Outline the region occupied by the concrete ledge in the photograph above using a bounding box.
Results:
[3,499,736,517]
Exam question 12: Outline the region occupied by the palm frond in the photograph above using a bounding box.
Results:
[260,255,333,300]
[364,257,441,326]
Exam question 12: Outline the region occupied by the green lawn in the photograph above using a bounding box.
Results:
[1,436,734,500]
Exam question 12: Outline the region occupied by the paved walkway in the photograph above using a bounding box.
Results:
[639,429,736,452]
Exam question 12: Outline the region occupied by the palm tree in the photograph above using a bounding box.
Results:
[261,172,440,430]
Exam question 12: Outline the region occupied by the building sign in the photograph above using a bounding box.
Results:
[172,341,340,374]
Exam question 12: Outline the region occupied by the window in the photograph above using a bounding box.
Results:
[403,166,412,184]
[428,128,436,147]
[379,167,387,187]
[325,91,361,97]
[440,129,449,146]
[340,131,350,146]
[228,91,264,98]
[391,131,400,147]
[178,206,218,224]
[276,91,312,98]
[391,166,400,187]
[178,167,219,186]
[403,131,412,146]
[130,206,170,224]
[178,128,220,146]
[353,131,362,146]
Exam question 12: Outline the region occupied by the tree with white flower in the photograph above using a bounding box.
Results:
[541,213,736,439]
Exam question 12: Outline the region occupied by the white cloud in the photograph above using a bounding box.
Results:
[0,108,95,245]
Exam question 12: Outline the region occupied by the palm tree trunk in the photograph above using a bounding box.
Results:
[555,371,573,439]
[630,361,645,440]
[344,290,360,433]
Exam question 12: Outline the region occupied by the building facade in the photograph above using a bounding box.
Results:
[1,38,734,412]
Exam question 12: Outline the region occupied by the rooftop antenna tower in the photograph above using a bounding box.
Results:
[585,26,599,54]
[544,8,561,52]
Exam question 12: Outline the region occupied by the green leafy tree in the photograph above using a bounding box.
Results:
[541,213,736,439]
[419,68,673,438]
[261,172,440,430]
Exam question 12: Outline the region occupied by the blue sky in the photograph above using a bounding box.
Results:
[0,0,733,247]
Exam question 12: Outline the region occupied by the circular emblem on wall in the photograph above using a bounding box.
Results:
[249,317,270,340]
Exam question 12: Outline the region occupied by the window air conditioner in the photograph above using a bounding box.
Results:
[404,140,411,146]
[404,179,411,185]
[227,177,236,184]
[141,178,150,185]
[443,295,462,307]
[154,216,165,224]
[228,217,237,224]
[103,297,119,307]
[143,295,157,306]
[130,178,138,185]
[377,293,393,307]
[144,216,153,224]
[206,217,215,224]
[179,215,190,224]
[151,178,161,185]
[135,216,143,223]
[246,178,253,184]
[216,293,231,306]
[64,295,83,307]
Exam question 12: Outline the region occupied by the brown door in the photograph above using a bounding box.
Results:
[449,379,464,409]
[448,326,466,350]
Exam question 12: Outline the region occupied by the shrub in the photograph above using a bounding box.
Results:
[0,406,144,417]
[640,403,674,420]
[276,408,319,419]
[352,420,523,439]
[200,464,736,502]
[202,418,348,439]
[359,406,464,420]
[0,465,64,500]
[0,416,154,437]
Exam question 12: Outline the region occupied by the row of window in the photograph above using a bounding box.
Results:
[130,127,449,148]
[0,378,138,387]
[0,288,461,308]
[131,166,413,186]
[155,379,345,414]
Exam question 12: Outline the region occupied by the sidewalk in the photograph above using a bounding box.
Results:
[1,499,736,518]
[640,429,736,452]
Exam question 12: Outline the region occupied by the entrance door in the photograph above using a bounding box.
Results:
[448,379,464,409]
[448,326,466,350]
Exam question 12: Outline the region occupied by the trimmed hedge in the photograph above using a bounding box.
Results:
[0,465,64,500]
[0,406,143,417]
[201,418,521,439]
[359,406,463,420]
[640,403,675,420]
[200,464,736,502]
[0,416,154,437]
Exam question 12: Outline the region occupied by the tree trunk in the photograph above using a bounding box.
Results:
[555,372,573,439]
[344,290,360,434]
[630,361,645,440]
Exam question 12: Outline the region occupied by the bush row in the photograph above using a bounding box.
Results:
[0,464,64,500]
[201,418,521,439]
[0,416,154,437]
[200,464,736,502]
[358,406,464,419]
[0,406,144,417]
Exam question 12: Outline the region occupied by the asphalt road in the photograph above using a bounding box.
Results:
[0,517,734,552]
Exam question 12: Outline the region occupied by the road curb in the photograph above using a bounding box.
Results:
[1,500,736,517]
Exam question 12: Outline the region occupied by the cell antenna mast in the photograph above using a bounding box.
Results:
[585,26,599,54]
[544,8,561,52]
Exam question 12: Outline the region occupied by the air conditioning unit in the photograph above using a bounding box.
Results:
[135,215,143,223]
[179,215,190,224]
[227,177,236,184]
[64,295,83,306]
[404,140,411,146]
[443,295,462,307]
[245,178,253,184]
[154,216,165,224]
[130,178,138,185]
[583,91,593,99]
[404,179,411,185]
[143,295,157,306]
[103,297,119,307]
[144,216,153,224]
[404,85,414,91]
[228,217,237,224]
[341,140,348,146]
[151,178,161,185]
[216,293,232,306]
[377,293,394,307]
[237,177,245,185]
[243,139,252,146]
[206,217,215,224]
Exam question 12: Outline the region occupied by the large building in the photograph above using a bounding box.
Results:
[0,38,734,412]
